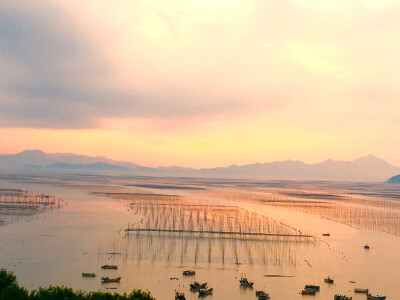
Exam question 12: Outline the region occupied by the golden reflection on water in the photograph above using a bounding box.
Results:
[1,176,399,298]
[94,187,315,268]
[196,182,400,236]
[0,186,62,225]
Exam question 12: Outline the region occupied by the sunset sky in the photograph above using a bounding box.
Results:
[1,0,400,168]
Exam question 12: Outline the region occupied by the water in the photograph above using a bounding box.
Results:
[0,176,398,299]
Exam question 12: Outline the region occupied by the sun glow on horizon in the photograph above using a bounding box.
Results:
[1,0,399,167]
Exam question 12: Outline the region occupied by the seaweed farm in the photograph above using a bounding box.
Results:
[0,186,62,226]
[196,182,400,236]
[93,189,314,267]
[0,175,399,299]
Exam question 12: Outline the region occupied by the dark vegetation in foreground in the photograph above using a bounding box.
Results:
[0,269,155,300]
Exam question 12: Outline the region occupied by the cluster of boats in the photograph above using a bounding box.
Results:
[300,279,386,300]
[86,266,386,299]
[336,292,387,300]
[82,265,121,284]
[354,288,386,300]
[239,278,270,300]
[182,271,213,296]
[189,281,213,296]
[100,265,120,283]
[175,275,270,299]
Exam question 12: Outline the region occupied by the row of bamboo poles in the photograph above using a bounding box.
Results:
[0,186,62,225]
[94,186,315,266]
[197,185,400,236]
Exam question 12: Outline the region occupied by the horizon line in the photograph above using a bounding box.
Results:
[1,149,398,170]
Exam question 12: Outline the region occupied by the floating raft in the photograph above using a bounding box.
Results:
[124,228,313,238]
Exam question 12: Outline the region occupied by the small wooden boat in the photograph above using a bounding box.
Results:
[101,277,121,283]
[239,277,254,287]
[367,294,386,300]
[305,285,320,291]
[198,288,213,296]
[322,233,330,236]
[190,281,207,290]
[182,270,195,276]
[354,288,369,294]
[256,291,270,300]
[175,291,186,300]
[334,295,352,300]
[301,289,316,295]
[101,265,118,270]
[364,245,370,249]
[82,273,96,277]
[324,277,334,284]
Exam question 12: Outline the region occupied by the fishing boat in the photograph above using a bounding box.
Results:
[256,291,270,300]
[364,245,370,250]
[175,291,186,300]
[82,273,96,277]
[334,295,352,300]
[190,281,207,290]
[182,270,195,276]
[305,285,320,291]
[101,276,121,283]
[354,288,369,294]
[324,277,334,284]
[198,287,213,296]
[322,233,330,236]
[101,265,118,270]
[367,294,386,300]
[301,289,316,295]
[239,277,254,287]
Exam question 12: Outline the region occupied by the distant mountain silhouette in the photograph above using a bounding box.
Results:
[189,155,399,181]
[49,162,128,171]
[0,150,398,181]
[0,150,137,171]
[387,174,400,183]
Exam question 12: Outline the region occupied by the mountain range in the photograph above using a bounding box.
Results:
[0,150,399,182]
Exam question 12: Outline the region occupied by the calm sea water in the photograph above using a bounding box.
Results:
[0,177,398,299]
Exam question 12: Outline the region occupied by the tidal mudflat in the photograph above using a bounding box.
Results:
[0,175,398,299]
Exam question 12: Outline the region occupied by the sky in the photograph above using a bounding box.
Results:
[0,0,400,168]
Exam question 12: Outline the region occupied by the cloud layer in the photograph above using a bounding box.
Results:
[0,1,264,128]
[1,0,400,167]
[1,0,400,130]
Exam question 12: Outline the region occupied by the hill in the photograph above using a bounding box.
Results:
[49,162,129,171]
[0,150,137,171]
[387,174,400,183]
[0,150,399,181]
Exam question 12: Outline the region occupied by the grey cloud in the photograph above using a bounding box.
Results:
[0,1,246,129]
